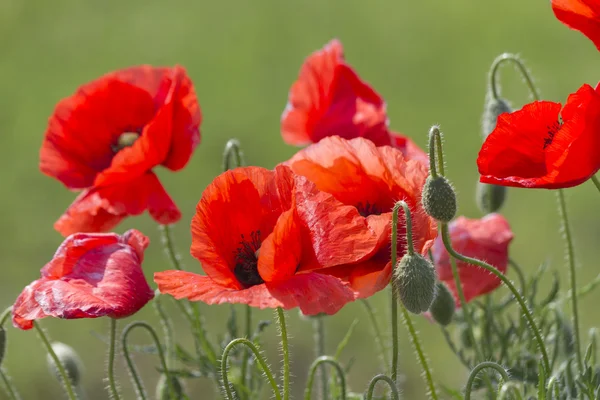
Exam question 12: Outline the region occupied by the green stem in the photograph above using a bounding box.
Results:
[121,321,175,400]
[428,127,439,178]
[34,322,78,400]
[399,304,438,399]
[364,374,400,400]
[434,130,445,176]
[591,175,600,195]
[0,308,10,328]
[508,258,527,297]
[546,376,561,399]
[489,53,540,101]
[107,319,121,400]
[276,308,290,400]
[239,306,252,400]
[497,382,523,400]
[312,316,328,400]
[440,224,551,374]
[389,202,402,383]
[160,224,185,271]
[222,139,245,171]
[152,294,174,369]
[465,362,510,400]
[221,338,281,400]
[360,300,390,369]
[557,189,583,374]
[0,368,21,400]
[304,356,346,400]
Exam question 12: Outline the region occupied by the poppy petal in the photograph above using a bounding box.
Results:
[552,0,600,51]
[258,209,303,282]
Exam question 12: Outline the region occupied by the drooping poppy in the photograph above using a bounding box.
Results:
[12,229,154,330]
[40,65,201,236]
[477,83,600,189]
[154,165,380,315]
[431,213,514,305]
[280,39,427,163]
[286,136,438,298]
[552,0,600,51]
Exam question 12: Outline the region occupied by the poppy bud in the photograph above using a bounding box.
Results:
[394,253,437,314]
[482,95,512,139]
[46,342,83,387]
[429,282,455,326]
[476,182,506,214]
[155,374,185,400]
[422,176,457,223]
[113,132,140,152]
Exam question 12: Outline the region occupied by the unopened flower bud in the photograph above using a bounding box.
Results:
[46,342,83,386]
[156,374,185,400]
[482,95,512,139]
[422,176,457,223]
[394,253,437,314]
[476,182,506,214]
[429,282,455,326]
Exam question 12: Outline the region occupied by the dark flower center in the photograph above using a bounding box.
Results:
[233,231,264,288]
[543,121,562,150]
[112,132,140,153]
[356,201,383,217]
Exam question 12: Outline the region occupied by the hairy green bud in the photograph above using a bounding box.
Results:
[394,253,437,314]
[482,96,512,139]
[429,282,456,326]
[476,182,506,214]
[46,342,83,386]
[422,176,457,222]
[156,374,185,400]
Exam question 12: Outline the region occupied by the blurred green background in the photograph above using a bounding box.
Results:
[1,0,600,399]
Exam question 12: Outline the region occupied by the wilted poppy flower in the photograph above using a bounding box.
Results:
[477,83,600,189]
[432,213,514,305]
[40,65,201,236]
[287,136,437,298]
[12,230,154,330]
[552,0,600,51]
[154,165,380,315]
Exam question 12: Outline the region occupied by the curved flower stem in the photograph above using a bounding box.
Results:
[360,300,390,369]
[304,356,346,400]
[152,295,174,368]
[0,308,10,328]
[465,362,510,400]
[107,319,121,400]
[489,53,540,101]
[508,258,527,297]
[497,382,523,400]
[546,376,561,399]
[440,224,551,374]
[222,138,245,171]
[34,322,78,400]
[276,308,290,400]
[0,368,21,400]
[312,316,328,400]
[591,175,600,196]
[221,338,282,400]
[428,127,439,178]
[121,321,175,400]
[399,304,439,400]
[365,374,400,400]
[239,306,252,399]
[557,189,583,374]
[160,224,185,271]
[389,202,402,383]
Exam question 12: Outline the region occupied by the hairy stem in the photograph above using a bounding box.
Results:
[304,356,346,400]
[365,374,400,400]
[107,319,121,400]
[465,362,510,400]
[276,308,290,400]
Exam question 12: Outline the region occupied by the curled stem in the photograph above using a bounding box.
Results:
[557,189,583,374]
[34,322,78,400]
[360,300,390,369]
[221,338,281,400]
[440,224,551,374]
[389,202,402,382]
[223,138,245,171]
[239,306,252,400]
[546,376,561,399]
[489,53,540,101]
[508,258,527,297]
[497,382,523,400]
[312,316,328,400]
[107,319,121,400]
[364,374,400,400]
[152,294,174,368]
[0,308,10,328]
[276,308,290,400]
[465,362,510,400]
[304,356,346,400]
[121,321,174,400]
[0,368,21,400]
[428,127,439,178]
[591,175,600,196]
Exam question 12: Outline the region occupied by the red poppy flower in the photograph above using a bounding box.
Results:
[477,83,600,189]
[12,229,154,330]
[552,0,600,51]
[286,136,437,298]
[154,165,380,315]
[432,213,514,305]
[40,65,201,236]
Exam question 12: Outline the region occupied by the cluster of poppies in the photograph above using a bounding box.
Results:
[27,0,600,328]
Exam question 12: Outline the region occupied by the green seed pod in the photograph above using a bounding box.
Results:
[422,176,457,223]
[394,253,437,314]
[156,373,185,400]
[429,282,456,326]
[46,342,83,387]
[112,132,140,152]
[476,181,506,214]
[482,95,512,139]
